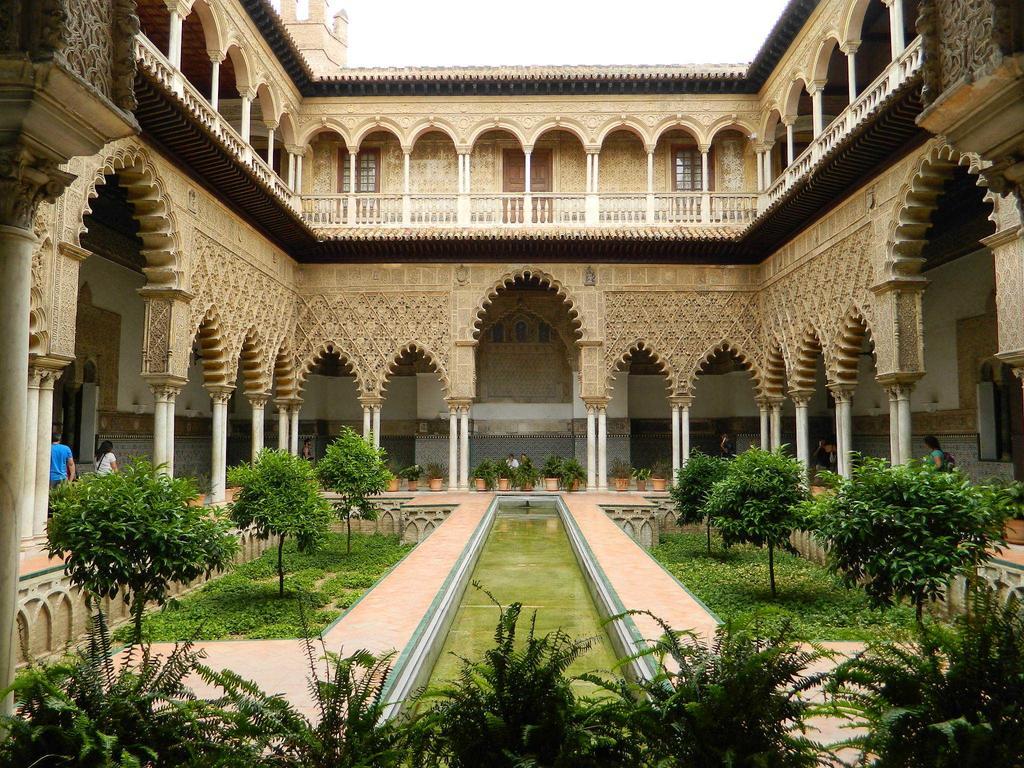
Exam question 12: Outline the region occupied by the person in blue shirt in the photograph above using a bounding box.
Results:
[49,429,75,487]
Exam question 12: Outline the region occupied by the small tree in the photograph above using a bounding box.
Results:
[228,449,333,596]
[703,448,808,598]
[670,449,729,554]
[810,458,1004,621]
[47,460,238,642]
[317,428,391,553]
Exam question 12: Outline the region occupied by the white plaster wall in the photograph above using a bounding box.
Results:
[177,357,214,417]
[380,376,417,420]
[691,371,759,417]
[300,374,361,420]
[606,372,629,417]
[625,375,671,418]
[415,373,447,419]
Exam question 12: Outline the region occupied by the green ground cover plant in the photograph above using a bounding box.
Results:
[651,531,917,642]
[121,532,412,642]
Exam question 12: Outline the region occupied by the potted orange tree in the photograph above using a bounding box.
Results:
[633,467,651,492]
[472,459,497,491]
[425,462,445,492]
[559,458,586,492]
[497,462,513,491]
[542,456,562,491]
[610,459,632,492]
[650,459,670,492]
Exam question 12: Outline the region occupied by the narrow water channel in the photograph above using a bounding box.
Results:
[427,500,619,688]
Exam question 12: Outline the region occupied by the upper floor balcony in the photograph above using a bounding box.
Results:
[132,0,924,239]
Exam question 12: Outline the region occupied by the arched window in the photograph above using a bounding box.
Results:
[515,320,528,342]
[491,324,504,343]
[538,322,551,343]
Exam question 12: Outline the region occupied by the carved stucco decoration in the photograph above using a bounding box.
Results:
[295,290,453,398]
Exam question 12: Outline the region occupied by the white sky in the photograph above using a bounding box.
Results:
[305,0,792,68]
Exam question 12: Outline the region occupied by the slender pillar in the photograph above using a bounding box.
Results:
[362,405,371,440]
[844,43,859,102]
[896,384,913,465]
[277,401,288,450]
[266,126,275,169]
[165,387,179,477]
[759,402,770,449]
[151,387,170,469]
[670,403,681,479]
[448,407,458,489]
[887,386,900,464]
[770,401,783,451]
[209,388,232,503]
[792,392,812,472]
[646,149,656,222]
[249,395,268,463]
[586,404,597,490]
[832,387,854,478]
[810,84,824,137]
[457,153,464,193]
[290,404,300,455]
[523,149,532,224]
[209,56,221,111]
[168,9,183,68]
[785,122,795,165]
[371,405,381,450]
[240,92,252,144]
[295,151,304,192]
[287,151,296,190]
[756,150,765,191]
[459,406,470,490]
[31,373,55,539]
[403,149,411,224]
[700,149,710,192]
[524,150,532,193]
[591,152,600,191]
[681,402,691,464]
[18,369,42,543]
[886,0,905,59]
[597,405,608,490]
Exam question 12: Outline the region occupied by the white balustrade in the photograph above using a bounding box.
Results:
[302,195,348,226]
[709,194,759,224]
[409,195,458,224]
[351,195,403,225]
[654,193,703,224]
[598,194,648,224]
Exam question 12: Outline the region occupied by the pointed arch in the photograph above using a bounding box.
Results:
[686,339,764,393]
[296,340,364,394]
[608,340,675,393]
[885,142,986,278]
[382,341,451,399]
[470,268,585,342]
[78,143,182,289]
[270,339,298,400]
[193,308,230,387]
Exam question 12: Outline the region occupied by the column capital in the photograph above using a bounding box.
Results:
[357,393,384,408]
[669,394,694,408]
[828,383,856,403]
[875,372,924,388]
[806,79,826,94]
[206,385,235,405]
[238,87,257,101]
[145,376,186,401]
[446,397,473,410]
[583,396,610,409]
[584,145,601,155]
[0,147,76,230]
[788,388,814,406]
[208,48,226,64]
[840,40,860,55]
[247,393,271,408]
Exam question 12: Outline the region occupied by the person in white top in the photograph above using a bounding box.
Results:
[95,440,119,475]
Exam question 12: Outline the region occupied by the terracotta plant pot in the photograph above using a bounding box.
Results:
[635,480,647,492]
[475,478,487,491]
[407,480,418,492]
[188,494,207,508]
[651,478,667,492]
[522,482,534,492]
[497,478,510,491]
[614,477,630,492]
[224,487,240,503]
[569,480,581,492]
[429,478,443,491]
[1005,518,1024,545]
[387,477,400,492]
[544,478,559,491]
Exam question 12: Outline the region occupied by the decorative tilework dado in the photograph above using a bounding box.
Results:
[98,434,211,481]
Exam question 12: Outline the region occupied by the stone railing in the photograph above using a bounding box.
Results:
[327,493,456,544]
[600,503,661,548]
[134,35,298,210]
[762,35,924,211]
[301,191,760,229]
[15,527,273,667]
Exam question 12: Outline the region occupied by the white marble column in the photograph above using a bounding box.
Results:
[18,368,42,544]
[32,373,55,539]
[372,404,381,450]
[209,388,233,503]
[266,125,276,169]
[448,407,458,489]
[700,149,710,192]
[896,384,913,465]
[770,401,783,451]
[287,151,296,190]
[289,404,301,455]
[833,387,854,478]
[886,0,905,58]
[792,392,811,472]
[249,395,268,462]
[459,405,470,490]
[597,404,608,491]
[150,386,170,470]
[670,403,681,479]
[295,151,304,192]
[586,404,597,490]
[887,386,900,464]
[810,83,824,137]
[843,43,859,102]
[168,9,183,69]
[756,150,765,191]
[785,121,795,165]
[209,55,222,111]
[277,401,288,450]
[165,387,179,476]
[362,404,372,440]
[759,402,770,449]
[240,91,253,145]
[681,400,692,464]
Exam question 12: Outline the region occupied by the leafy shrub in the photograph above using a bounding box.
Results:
[810,458,1004,620]
[829,586,1024,767]
[542,455,564,478]
[632,467,651,482]
[670,449,729,554]
[317,428,392,553]
[629,614,831,768]
[472,459,498,489]
[424,462,445,481]
[558,458,587,490]
[229,449,333,596]
[48,460,238,642]
[704,448,808,597]
[609,458,632,480]
[987,479,1024,521]
[514,458,540,488]
[0,614,258,768]
[399,465,423,481]
[410,592,639,767]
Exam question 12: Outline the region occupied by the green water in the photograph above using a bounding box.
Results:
[427,501,619,688]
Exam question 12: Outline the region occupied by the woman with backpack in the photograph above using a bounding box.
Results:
[94,440,118,475]
[923,435,954,471]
